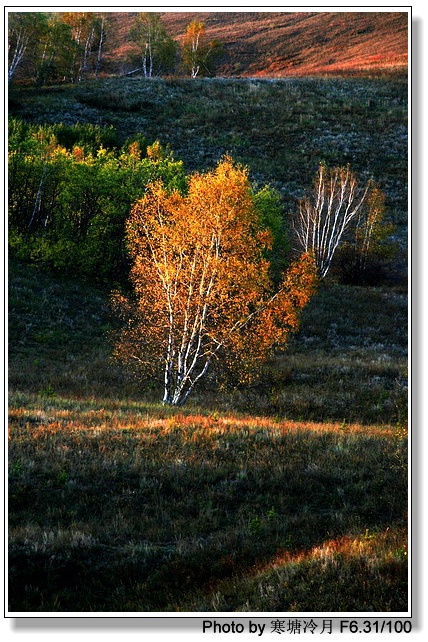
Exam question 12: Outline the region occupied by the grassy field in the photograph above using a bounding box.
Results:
[9,76,408,231]
[8,72,408,613]
[8,259,408,613]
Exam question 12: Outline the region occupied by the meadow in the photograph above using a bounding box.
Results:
[9,75,408,225]
[8,257,408,612]
[8,75,408,613]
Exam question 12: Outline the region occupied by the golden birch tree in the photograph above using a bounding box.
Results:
[181,19,222,78]
[112,157,317,406]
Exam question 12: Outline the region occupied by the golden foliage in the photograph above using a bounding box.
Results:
[112,157,317,404]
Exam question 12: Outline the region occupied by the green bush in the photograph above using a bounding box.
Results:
[8,118,292,284]
[8,119,187,281]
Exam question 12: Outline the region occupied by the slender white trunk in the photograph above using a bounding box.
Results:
[95,16,105,78]
[27,165,48,231]
[294,166,371,278]
[8,29,28,81]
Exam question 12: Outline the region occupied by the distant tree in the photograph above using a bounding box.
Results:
[129,12,177,77]
[292,163,384,279]
[181,19,222,78]
[32,15,77,85]
[111,157,317,406]
[7,11,98,85]
[60,11,104,81]
[95,13,107,78]
[8,12,49,82]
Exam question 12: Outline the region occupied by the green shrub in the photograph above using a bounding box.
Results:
[8,119,187,281]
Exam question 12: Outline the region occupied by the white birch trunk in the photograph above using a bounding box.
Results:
[294,166,371,278]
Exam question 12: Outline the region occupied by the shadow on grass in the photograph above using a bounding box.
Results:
[8,395,407,612]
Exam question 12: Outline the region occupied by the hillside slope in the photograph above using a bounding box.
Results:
[101,11,408,77]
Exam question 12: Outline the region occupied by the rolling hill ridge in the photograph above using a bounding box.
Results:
[101,11,408,77]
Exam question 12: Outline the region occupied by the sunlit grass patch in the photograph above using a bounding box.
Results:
[9,392,407,612]
[178,526,408,612]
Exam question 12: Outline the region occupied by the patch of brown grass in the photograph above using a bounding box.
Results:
[102,11,408,78]
[8,393,407,612]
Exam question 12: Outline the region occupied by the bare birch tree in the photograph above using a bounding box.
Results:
[293,163,372,278]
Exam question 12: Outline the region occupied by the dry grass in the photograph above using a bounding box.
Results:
[8,393,407,612]
[101,11,408,78]
[8,259,408,613]
[181,526,408,612]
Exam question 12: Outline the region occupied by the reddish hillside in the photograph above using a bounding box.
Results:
[101,10,408,77]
